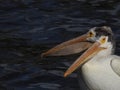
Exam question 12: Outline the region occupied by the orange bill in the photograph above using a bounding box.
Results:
[64,41,106,77]
[41,34,91,57]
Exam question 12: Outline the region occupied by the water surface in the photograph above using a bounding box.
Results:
[0,0,120,90]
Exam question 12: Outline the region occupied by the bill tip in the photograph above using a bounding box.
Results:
[64,72,69,77]
[41,53,45,58]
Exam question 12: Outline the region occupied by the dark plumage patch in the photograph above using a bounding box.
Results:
[94,26,113,42]
[94,26,115,54]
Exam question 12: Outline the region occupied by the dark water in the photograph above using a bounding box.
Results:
[0,0,120,90]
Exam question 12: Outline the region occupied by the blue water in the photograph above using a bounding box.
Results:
[0,0,120,90]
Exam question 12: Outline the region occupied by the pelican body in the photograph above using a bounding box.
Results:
[41,26,120,90]
[82,50,120,90]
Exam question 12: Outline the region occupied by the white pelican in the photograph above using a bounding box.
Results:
[42,26,120,90]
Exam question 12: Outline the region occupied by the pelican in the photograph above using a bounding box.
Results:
[41,26,120,90]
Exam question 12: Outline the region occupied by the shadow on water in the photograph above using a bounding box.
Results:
[0,0,120,90]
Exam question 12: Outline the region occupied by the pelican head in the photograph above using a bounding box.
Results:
[64,26,115,77]
[41,26,114,57]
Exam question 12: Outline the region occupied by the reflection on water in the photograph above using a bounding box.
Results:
[0,0,120,90]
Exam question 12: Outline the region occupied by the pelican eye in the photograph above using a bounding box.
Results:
[89,32,94,37]
[100,37,106,44]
